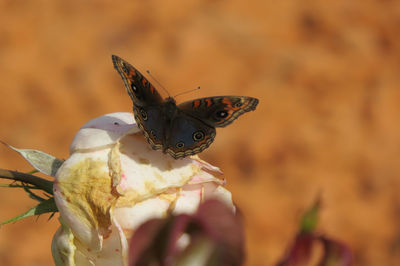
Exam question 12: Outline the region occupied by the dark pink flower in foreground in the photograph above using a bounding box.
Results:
[277,200,352,266]
[129,199,245,266]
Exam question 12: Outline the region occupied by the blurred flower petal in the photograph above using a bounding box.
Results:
[277,233,315,266]
[128,199,244,266]
[277,197,352,266]
[320,236,352,266]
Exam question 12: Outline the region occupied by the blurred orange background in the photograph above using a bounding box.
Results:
[1,0,400,265]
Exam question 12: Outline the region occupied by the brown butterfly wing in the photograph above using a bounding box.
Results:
[164,112,216,159]
[178,96,259,128]
[112,55,163,107]
[112,55,164,149]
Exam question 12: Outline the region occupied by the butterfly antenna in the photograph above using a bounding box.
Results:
[146,70,170,97]
[174,86,201,99]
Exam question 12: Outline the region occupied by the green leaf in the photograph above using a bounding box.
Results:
[0,197,58,226]
[300,197,320,234]
[23,184,47,202]
[1,141,64,177]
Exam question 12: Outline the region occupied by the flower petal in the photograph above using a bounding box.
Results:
[70,112,139,153]
[116,134,204,199]
[51,224,77,266]
[54,148,116,251]
[114,196,172,232]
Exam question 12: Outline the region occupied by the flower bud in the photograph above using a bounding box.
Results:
[52,112,234,265]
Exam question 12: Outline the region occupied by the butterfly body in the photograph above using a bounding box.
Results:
[112,55,259,159]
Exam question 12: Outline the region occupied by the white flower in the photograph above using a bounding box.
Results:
[51,112,234,266]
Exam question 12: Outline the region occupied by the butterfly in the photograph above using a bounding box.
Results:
[112,55,259,159]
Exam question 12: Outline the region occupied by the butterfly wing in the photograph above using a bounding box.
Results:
[112,55,165,149]
[164,113,216,159]
[178,96,259,127]
[112,55,163,106]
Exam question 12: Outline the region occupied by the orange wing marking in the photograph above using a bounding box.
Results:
[193,100,201,108]
[149,84,155,94]
[141,78,148,88]
[128,69,136,77]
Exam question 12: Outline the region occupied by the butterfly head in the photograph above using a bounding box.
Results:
[165,96,176,104]
[164,97,178,119]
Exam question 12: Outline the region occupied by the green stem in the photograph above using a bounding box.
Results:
[0,169,53,195]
